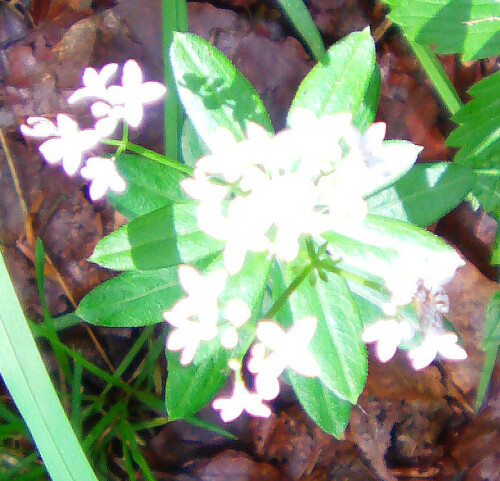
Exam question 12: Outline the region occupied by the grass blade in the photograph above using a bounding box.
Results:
[0,252,99,481]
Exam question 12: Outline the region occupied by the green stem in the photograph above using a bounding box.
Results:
[407,39,463,116]
[162,0,188,160]
[103,139,193,174]
[264,261,316,319]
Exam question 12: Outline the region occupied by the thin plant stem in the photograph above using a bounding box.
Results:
[0,127,34,245]
[162,0,189,160]
[103,139,193,174]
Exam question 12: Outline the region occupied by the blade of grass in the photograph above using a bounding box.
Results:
[121,420,156,481]
[34,239,72,381]
[52,342,165,411]
[274,0,325,60]
[82,401,125,453]
[100,326,155,399]
[0,252,99,481]
[474,344,499,412]
[162,0,188,160]
[71,358,83,440]
[407,39,463,116]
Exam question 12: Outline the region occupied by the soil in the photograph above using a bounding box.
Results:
[0,1,499,480]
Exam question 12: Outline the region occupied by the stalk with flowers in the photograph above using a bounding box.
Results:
[20,28,474,436]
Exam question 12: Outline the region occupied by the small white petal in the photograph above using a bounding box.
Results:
[221,327,238,349]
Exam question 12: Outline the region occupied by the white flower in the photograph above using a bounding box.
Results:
[408,332,467,370]
[20,117,58,137]
[23,114,101,176]
[165,316,219,365]
[103,59,166,128]
[201,195,272,274]
[163,266,227,365]
[166,265,227,325]
[80,157,126,200]
[343,121,422,195]
[212,376,271,422]
[251,317,320,400]
[385,255,464,308]
[67,63,118,104]
[220,298,251,349]
[362,319,415,363]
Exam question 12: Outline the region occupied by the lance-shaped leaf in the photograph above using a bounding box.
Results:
[89,203,224,271]
[283,264,367,403]
[109,154,189,220]
[385,0,500,61]
[289,373,352,438]
[288,28,379,131]
[367,162,477,226]
[323,215,464,288]
[166,254,272,420]
[170,31,273,151]
[77,267,184,327]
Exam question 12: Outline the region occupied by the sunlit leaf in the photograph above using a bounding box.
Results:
[385,0,500,61]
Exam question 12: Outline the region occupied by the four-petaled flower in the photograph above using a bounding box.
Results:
[101,59,167,128]
[212,361,271,422]
[409,332,467,370]
[163,266,227,365]
[362,319,415,363]
[21,114,100,176]
[67,63,118,104]
[249,317,320,400]
[80,157,126,200]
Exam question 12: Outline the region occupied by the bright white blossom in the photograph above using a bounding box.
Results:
[212,361,270,422]
[80,157,126,200]
[101,59,167,128]
[165,314,218,366]
[67,63,118,104]
[166,265,227,325]
[385,252,464,309]
[181,109,421,274]
[163,266,227,365]
[362,319,415,363]
[21,114,101,176]
[220,299,251,349]
[409,332,467,370]
[249,317,320,400]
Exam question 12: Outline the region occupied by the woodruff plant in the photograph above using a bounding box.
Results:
[21,29,475,436]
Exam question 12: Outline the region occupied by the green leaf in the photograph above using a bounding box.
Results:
[166,254,272,420]
[0,252,99,481]
[274,0,325,60]
[108,154,189,220]
[170,31,273,150]
[289,374,352,438]
[385,0,500,61]
[446,72,500,212]
[352,64,381,131]
[367,162,477,226]
[283,265,367,403]
[288,28,378,130]
[323,215,464,287]
[77,267,183,327]
[89,203,224,271]
[181,117,210,168]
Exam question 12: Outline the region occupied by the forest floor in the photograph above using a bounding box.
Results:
[0,1,499,480]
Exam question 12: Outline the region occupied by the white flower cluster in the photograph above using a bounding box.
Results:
[181,109,417,274]
[20,60,166,200]
[163,265,320,422]
[363,261,467,370]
